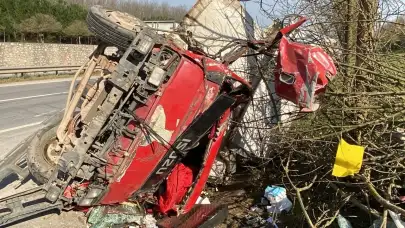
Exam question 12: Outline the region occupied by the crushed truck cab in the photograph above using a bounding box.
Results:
[0,2,336,227]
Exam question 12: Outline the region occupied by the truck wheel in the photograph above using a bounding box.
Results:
[27,122,61,184]
[87,5,146,50]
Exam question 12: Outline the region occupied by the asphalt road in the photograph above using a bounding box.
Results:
[0,79,87,228]
[0,80,69,154]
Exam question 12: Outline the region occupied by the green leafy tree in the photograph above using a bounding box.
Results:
[63,20,92,44]
[63,20,91,36]
[0,0,87,42]
[17,14,62,42]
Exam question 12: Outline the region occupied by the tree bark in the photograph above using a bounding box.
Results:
[353,0,378,143]
[343,0,358,80]
[356,0,378,68]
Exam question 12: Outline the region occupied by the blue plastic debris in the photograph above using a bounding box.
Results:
[337,214,353,228]
[264,186,292,213]
[267,217,279,228]
[264,186,286,203]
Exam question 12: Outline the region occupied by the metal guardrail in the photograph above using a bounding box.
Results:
[0,65,101,76]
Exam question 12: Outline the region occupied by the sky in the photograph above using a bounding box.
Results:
[151,0,272,26]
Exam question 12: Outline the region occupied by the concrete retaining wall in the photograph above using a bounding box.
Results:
[0,42,97,68]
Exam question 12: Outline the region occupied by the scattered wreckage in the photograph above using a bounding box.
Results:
[0,1,336,227]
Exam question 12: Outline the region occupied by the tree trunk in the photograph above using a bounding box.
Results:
[353,0,378,143]
[343,0,358,80]
[356,0,378,68]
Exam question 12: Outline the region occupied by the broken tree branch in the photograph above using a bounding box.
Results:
[283,158,316,228]
[330,183,381,218]
[360,175,405,217]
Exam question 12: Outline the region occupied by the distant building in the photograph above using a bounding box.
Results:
[144,21,179,34]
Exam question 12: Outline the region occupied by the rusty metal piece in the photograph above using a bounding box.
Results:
[57,52,100,141]
[45,138,62,164]
[81,79,108,124]
[98,55,118,73]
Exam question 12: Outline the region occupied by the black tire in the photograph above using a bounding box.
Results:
[27,121,61,184]
[87,5,146,50]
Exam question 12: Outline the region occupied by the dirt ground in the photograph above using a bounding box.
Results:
[9,211,87,228]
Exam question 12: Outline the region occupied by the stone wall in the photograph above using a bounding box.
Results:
[0,42,97,68]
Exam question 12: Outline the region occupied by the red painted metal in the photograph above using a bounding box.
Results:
[279,16,307,35]
[275,36,337,112]
[100,55,222,204]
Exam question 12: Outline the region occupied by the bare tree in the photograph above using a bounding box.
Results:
[209,0,405,227]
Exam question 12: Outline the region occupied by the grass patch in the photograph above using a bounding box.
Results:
[0,74,74,84]
[390,53,405,71]
[0,71,101,84]
[380,52,405,72]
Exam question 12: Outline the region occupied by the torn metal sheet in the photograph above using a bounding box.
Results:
[275,36,337,111]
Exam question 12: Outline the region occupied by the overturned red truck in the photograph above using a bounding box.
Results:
[0,3,336,228]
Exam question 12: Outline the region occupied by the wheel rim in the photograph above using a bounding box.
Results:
[104,9,144,31]
[43,137,62,165]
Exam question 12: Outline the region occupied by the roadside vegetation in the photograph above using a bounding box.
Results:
[0,72,102,84]
[0,74,73,84]
[217,0,405,227]
[0,0,187,44]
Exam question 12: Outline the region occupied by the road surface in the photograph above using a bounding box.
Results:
[0,79,87,228]
[0,80,69,154]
